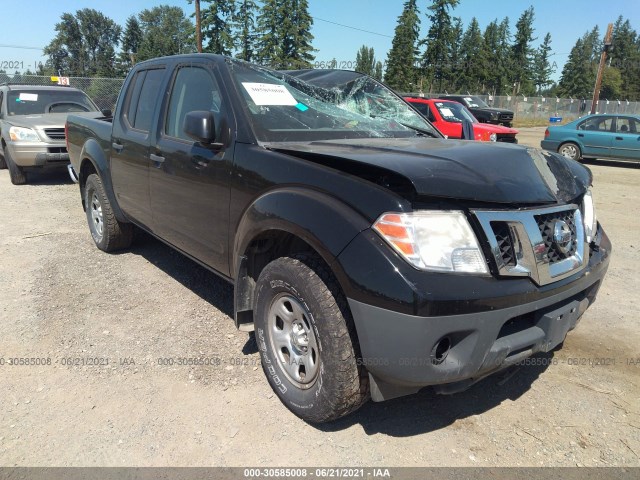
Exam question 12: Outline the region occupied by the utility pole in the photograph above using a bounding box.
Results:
[195,0,203,53]
[590,23,613,114]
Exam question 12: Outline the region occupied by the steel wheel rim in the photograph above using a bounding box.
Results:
[90,192,104,239]
[267,293,319,388]
[560,144,577,159]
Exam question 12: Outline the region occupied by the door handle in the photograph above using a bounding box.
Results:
[150,153,165,165]
[615,137,623,141]
[112,142,124,152]
[577,133,584,137]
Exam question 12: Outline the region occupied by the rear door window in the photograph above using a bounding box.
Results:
[124,68,165,132]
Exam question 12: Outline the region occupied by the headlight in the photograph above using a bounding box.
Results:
[9,126,40,142]
[489,133,497,142]
[373,211,488,274]
[490,112,499,120]
[583,188,597,243]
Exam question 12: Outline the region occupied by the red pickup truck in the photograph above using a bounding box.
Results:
[405,97,519,143]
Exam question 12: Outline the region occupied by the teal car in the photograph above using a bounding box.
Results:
[541,113,640,162]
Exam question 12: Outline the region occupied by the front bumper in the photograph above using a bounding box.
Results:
[7,142,69,167]
[338,226,611,401]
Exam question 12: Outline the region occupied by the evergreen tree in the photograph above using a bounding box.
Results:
[458,17,485,93]
[355,46,376,76]
[533,32,554,93]
[137,6,195,61]
[610,16,640,100]
[284,0,315,69]
[442,17,463,92]
[373,61,383,81]
[510,6,536,95]
[201,0,236,55]
[557,28,600,98]
[120,16,143,67]
[256,0,314,69]
[420,0,460,93]
[234,0,259,61]
[255,0,281,66]
[384,0,421,92]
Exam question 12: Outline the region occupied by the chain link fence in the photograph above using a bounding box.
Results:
[0,74,125,111]
[3,73,640,125]
[404,93,640,124]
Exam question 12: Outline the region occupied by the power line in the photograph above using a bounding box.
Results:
[312,17,393,38]
[0,44,44,51]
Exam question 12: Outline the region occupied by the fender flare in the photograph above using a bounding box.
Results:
[78,138,127,222]
[232,187,371,329]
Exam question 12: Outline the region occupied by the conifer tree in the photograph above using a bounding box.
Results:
[384,0,421,91]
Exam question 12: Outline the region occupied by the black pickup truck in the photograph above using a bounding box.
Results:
[441,95,515,127]
[66,54,610,423]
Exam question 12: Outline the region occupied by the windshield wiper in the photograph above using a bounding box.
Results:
[399,122,439,138]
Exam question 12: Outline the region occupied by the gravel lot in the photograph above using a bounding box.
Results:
[1,129,639,467]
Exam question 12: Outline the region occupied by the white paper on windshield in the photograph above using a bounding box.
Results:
[19,93,38,101]
[242,82,298,106]
[439,107,454,117]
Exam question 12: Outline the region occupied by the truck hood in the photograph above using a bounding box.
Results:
[5,111,102,129]
[268,138,591,205]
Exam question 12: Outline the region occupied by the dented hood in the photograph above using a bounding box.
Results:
[269,137,591,205]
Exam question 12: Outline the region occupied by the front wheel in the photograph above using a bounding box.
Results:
[254,254,369,423]
[84,173,133,252]
[558,142,581,161]
[3,146,26,184]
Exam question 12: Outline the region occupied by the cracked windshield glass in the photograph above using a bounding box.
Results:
[228,59,438,142]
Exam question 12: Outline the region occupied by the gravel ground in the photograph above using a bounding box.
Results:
[0,129,639,467]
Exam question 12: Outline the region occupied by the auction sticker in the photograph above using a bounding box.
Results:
[242,82,298,106]
[19,93,38,102]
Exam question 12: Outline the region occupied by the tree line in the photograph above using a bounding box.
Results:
[382,0,640,101]
[34,1,640,101]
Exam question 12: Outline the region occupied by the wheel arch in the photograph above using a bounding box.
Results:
[77,138,127,221]
[232,188,370,331]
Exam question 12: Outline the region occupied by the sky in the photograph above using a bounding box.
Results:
[1,0,639,82]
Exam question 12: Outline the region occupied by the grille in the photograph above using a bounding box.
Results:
[535,210,577,263]
[496,134,517,143]
[44,128,66,140]
[499,113,514,121]
[491,221,516,267]
[47,147,67,154]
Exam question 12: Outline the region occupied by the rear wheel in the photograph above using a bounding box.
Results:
[3,146,26,185]
[558,142,581,161]
[254,254,369,423]
[84,173,133,252]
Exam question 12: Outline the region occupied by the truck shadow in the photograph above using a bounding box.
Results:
[24,169,75,185]
[319,358,554,436]
[125,232,553,434]
[129,231,235,319]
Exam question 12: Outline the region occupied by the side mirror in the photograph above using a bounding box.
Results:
[183,110,216,145]
[101,109,112,117]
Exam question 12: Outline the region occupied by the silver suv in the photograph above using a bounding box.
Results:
[0,85,103,184]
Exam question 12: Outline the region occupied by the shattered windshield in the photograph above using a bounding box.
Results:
[227,59,439,142]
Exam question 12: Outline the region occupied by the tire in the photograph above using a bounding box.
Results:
[0,149,6,170]
[558,142,581,161]
[254,254,369,423]
[84,173,133,252]
[3,146,26,185]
